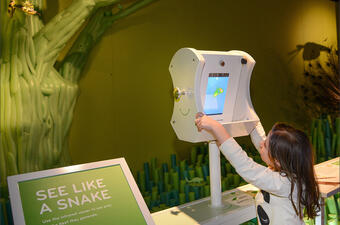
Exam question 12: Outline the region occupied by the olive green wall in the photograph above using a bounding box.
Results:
[54,0,337,174]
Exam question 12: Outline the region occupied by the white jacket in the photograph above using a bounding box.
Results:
[219,124,305,225]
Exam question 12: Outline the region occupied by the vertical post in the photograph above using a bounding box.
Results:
[315,197,326,225]
[209,141,222,207]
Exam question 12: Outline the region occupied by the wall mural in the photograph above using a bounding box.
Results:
[289,42,339,118]
[0,0,157,198]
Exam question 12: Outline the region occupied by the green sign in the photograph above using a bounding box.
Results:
[17,165,148,225]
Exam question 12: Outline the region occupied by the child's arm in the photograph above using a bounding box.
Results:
[250,122,266,151]
[195,114,291,197]
[220,138,291,197]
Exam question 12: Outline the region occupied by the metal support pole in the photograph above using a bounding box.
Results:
[209,141,222,207]
[315,197,326,225]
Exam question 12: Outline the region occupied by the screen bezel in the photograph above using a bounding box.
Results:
[199,54,242,122]
[7,158,155,225]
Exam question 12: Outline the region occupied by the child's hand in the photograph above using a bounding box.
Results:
[195,112,221,133]
[195,112,231,145]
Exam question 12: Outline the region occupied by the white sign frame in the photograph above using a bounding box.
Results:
[7,158,155,225]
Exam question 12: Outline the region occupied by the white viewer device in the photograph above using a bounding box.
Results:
[170,48,260,143]
[170,48,262,208]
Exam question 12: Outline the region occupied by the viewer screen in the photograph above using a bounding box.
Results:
[203,73,229,115]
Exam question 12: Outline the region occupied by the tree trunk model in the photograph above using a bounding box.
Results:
[0,0,156,198]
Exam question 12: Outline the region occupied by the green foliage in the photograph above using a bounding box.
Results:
[303,194,340,225]
[136,143,264,213]
[298,44,339,118]
[310,115,340,163]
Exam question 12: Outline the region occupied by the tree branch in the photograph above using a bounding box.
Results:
[33,0,95,66]
[59,6,114,82]
[110,0,157,22]
[33,0,120,82]
[59,0,157,83]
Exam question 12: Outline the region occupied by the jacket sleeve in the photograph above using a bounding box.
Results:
[250,121,266,151]
[220,138,291,197]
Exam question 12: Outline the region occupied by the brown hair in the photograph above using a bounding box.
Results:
[268,123,320,219]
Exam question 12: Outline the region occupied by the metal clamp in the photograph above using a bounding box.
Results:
[173,88,186,102]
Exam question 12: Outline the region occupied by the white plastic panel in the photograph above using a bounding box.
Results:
[170,48,259,143]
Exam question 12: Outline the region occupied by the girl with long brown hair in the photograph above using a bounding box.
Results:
[195,113,320,225]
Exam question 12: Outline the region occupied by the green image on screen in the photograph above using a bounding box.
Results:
[18,165,148,225]
[204,73,229,115]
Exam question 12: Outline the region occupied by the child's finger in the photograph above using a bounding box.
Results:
[195,122,201,132]
[195,112,202,119]
[195,118,202,126]
[196,112,205,119]
[195,120,203,130]
[195,123,201,130]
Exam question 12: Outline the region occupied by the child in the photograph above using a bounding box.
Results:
[195,113,320,225]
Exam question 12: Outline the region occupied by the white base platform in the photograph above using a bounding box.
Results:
[152,184,258,225]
